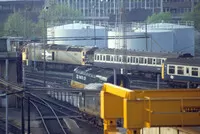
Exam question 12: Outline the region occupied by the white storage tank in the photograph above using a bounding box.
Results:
[108,22,194,55]
[47,22,107,48]
[134,23,195,55]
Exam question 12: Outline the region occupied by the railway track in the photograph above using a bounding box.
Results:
[131,79,169,89]
[26,93,67,134]
[25,69,72,87]
[0,118,21,134]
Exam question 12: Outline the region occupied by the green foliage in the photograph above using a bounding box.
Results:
[39,3,82,24]
[147,12,172,23]
[183,3,200,31]
[4,12,35,38]
[2,2,82,38]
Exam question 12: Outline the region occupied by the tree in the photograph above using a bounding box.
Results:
[39,3,82,25]
[146,12,172,23]
[4,12,35,38]
[35,3,82,38]
[183,3,200,31]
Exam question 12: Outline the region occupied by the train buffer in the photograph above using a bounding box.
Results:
[100,83,200,134]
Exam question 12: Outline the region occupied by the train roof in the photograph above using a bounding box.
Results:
[74,66,114,78]
[27,43,96,52]
[165,57,200,66]
[95,49,179,58]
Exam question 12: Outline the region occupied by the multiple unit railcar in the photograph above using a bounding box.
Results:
[162,57,200,88]
[93,49,179,72]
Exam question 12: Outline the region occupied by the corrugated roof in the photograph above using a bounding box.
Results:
[166,57,200,66]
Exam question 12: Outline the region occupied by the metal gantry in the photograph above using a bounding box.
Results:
[100,83,200,134]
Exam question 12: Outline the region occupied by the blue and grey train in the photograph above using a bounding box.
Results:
[162,57,200,88]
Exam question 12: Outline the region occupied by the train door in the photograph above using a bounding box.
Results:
[184,66,191,76]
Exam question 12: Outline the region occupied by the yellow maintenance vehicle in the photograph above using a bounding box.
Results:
[100,83,200,134]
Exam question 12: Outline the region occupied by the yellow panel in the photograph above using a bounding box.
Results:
[134,89,200,99]
[70,80,85,89]
[102,83,135,99]
[123,99,144,129]
[101,91,123,119]
[161,63,164,79]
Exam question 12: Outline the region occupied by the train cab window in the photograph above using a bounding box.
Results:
[169,65,175,74]
[139,57,144,64]
[156,59,161,65]
[103,55,106,61]
[192,68,198,76]
[177,66,184,75]
[148,58,152,64]
[100,55,102,61]
[106,55,110,61]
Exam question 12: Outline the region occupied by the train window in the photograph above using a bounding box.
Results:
[100,55,102,61]
[161,59,165,64]
[186,67,190,74]
[139,57,144,64]
[153,58,156,64]
[144,58,147,64]
[103,55,106,61]
[115,55,119,62]
[119,56,122,62]
[52,52,55,61]
[111,56,114,61]
[127,57,131,63]
[135,57,139,63]
[94,54,97,60]
[169,65,175,74]
[148,58,152,64]
[132,57,135,63]
[97,55,100,60]
[192,68,198,76]
[156,59,161,65]
[177,66,184,75]
[123,56,126,62]
[106,55,110,61]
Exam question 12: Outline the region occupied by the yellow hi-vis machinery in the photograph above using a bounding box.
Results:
[100,83,200,134]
